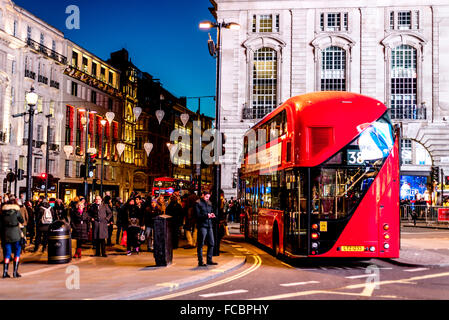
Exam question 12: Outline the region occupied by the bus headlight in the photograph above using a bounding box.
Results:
[384,243,390,249]
[311,242,319,249]
[369,246,376,252]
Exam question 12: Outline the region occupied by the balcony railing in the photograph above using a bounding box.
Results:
[27,38,67,65]
[242,107,268,120]
[25,69,36,80]
[38,75,48,85]
[389,105,427,121]
[50,80,60,89]
[22,139,45,148]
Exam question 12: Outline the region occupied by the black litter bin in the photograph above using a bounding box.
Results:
[48,220,72,264]
[153,215,173,266]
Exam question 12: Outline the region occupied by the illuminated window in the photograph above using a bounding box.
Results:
[252,47,278,119]
[390,45,417,120]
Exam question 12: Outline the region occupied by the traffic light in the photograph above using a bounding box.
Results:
[17,169,24,181]
[431,166,440,183]
[88,154,97,178]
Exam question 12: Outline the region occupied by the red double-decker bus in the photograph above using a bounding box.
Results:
[240,92,400,259]
[152,177,191,199]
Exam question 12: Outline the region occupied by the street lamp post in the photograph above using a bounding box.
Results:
[200,20,240,256]
[44,114,52,199]
[17,87,39,202]
[80,109,97,200]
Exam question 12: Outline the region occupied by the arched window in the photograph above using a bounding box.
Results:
[252,47,277,119]
[321,46,346,91]
[390,44,417,120]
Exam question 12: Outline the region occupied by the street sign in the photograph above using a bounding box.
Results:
[438,208,449,222]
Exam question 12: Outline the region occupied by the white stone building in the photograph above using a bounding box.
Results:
[210,0,449,200]
[0,0,67,198]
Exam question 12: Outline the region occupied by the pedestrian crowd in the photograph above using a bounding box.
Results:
[0,188,245,278]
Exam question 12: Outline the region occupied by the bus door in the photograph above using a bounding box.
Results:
[282,169,308,255]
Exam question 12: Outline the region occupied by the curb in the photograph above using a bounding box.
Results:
[90,256,247,300]
[385,258,449,268]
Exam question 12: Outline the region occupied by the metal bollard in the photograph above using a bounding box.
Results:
[153,215,173,266]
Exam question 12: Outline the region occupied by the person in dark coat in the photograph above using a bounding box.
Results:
[54,199,67,222]
[89,196,112,257]
[195,191,217,267]
[125,198,144,255]
[103,196,114,246]
[70,201,89,259]
[115,198,126,244]
[143,199,162,252]
[33,200,57,253]
[0,198,24,278]
[24,201,35,246]
[184,191,199,249]
[166,194,184,249]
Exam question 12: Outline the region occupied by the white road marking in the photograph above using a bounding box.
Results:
[404,268,429,272]
[199,289,248,298]
[21,257,93,277]
[345,274,372,279]
[280,281,320,287]
[253,271,449,300]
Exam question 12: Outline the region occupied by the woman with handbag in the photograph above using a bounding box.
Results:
[0,197,25,278]
[70,201,89,259]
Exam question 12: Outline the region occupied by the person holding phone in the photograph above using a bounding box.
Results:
[194,191,217,267]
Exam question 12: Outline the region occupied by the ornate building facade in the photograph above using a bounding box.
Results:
[210,0,449,200]
[0,0,66,198]
[59,41,124,202]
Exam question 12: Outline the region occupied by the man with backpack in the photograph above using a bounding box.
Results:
[33,200,57,253]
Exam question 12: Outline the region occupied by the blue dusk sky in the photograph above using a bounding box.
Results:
[13,0,218,117]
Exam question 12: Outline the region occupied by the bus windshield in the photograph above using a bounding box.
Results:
[311,113,394,220]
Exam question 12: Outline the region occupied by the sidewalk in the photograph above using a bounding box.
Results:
[0,223,246,300]
[390,224,449,268]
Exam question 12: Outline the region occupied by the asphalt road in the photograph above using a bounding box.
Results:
[151,228,449,300]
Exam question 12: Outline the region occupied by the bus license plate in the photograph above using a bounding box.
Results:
[341,246,365,252]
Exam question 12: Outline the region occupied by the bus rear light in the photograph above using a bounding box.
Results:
[312,224,319,230]
[384,234,390,240]
[311,251,316,255]
[383,224,390,231]
[311,233,319,240]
